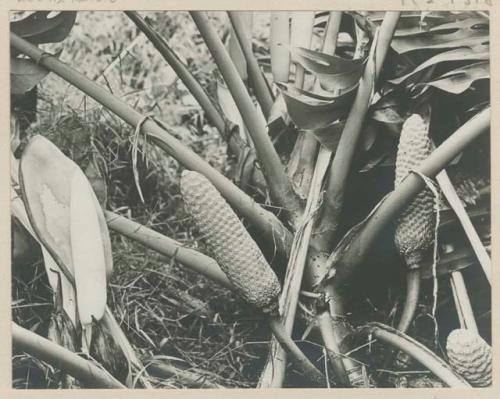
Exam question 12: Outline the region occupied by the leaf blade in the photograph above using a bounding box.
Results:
[70,171,107,326]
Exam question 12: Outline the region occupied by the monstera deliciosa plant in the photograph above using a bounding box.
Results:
[10,9,490,389]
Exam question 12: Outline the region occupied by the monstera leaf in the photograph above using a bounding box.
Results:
[390,18,488,54]
[389,44,489,85]
[11,51,62,95]
[366,11,484,37]
[291,47,367,93]
[279,83,356,130]
[370,89,406,125]
[423,61,490,94]
[11,11,77,45]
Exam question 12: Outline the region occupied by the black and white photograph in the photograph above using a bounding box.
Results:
[8,6,492,390]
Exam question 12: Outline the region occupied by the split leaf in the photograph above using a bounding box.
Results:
[423,61,489,94]
[279,83,356,130]
[366,11,483,37]
[391,18,488,54]
[389,44,489,85]
[291,47,367,93]
[11,51,62,95]
[10,11,77,45]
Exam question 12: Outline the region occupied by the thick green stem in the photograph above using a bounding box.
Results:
[329,107,490,291]
[12,323,125,388]
[190,11,302,218]
[10,32,294,261]
[396,269,421,333]
[268,317,326,387]
[314,12,401,249]
[228,11,274,118]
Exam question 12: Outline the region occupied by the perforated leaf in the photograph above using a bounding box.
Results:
[389,45,489,85]
[11,11,77,44]
[391,18,488,54]
[279,83,356,130]
[291,47,366,92]
[424,61,489,94]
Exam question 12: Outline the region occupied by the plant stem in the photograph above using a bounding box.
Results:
[397,269,421,333]
[10,32,294,261]
[190,12,302,218]
[259,12,347,388]
[450,271,479,334]
[290,12,315,88]
[287,12,318,203]
[12,322,125,388]
[316,311,351,387]
[270,12,291,83]
[126,11,269,195]
[322,12,343,55]
[268,317,326,387]
[228,11,274,118]
[436,170,491,283]
[260,150,332,388]
[124,13,226,140]
[328,107,490,291]
[314,12,401,249]
[364,323,470,387]
[104,210,232,289]
[309,12,355,386]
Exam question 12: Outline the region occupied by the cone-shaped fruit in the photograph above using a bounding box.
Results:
[180,170,281,314]
[446,328,491,387]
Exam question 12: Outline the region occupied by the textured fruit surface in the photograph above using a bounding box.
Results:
[181,171,281,313]
[394,114,435,267]
[446,328,492,387]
